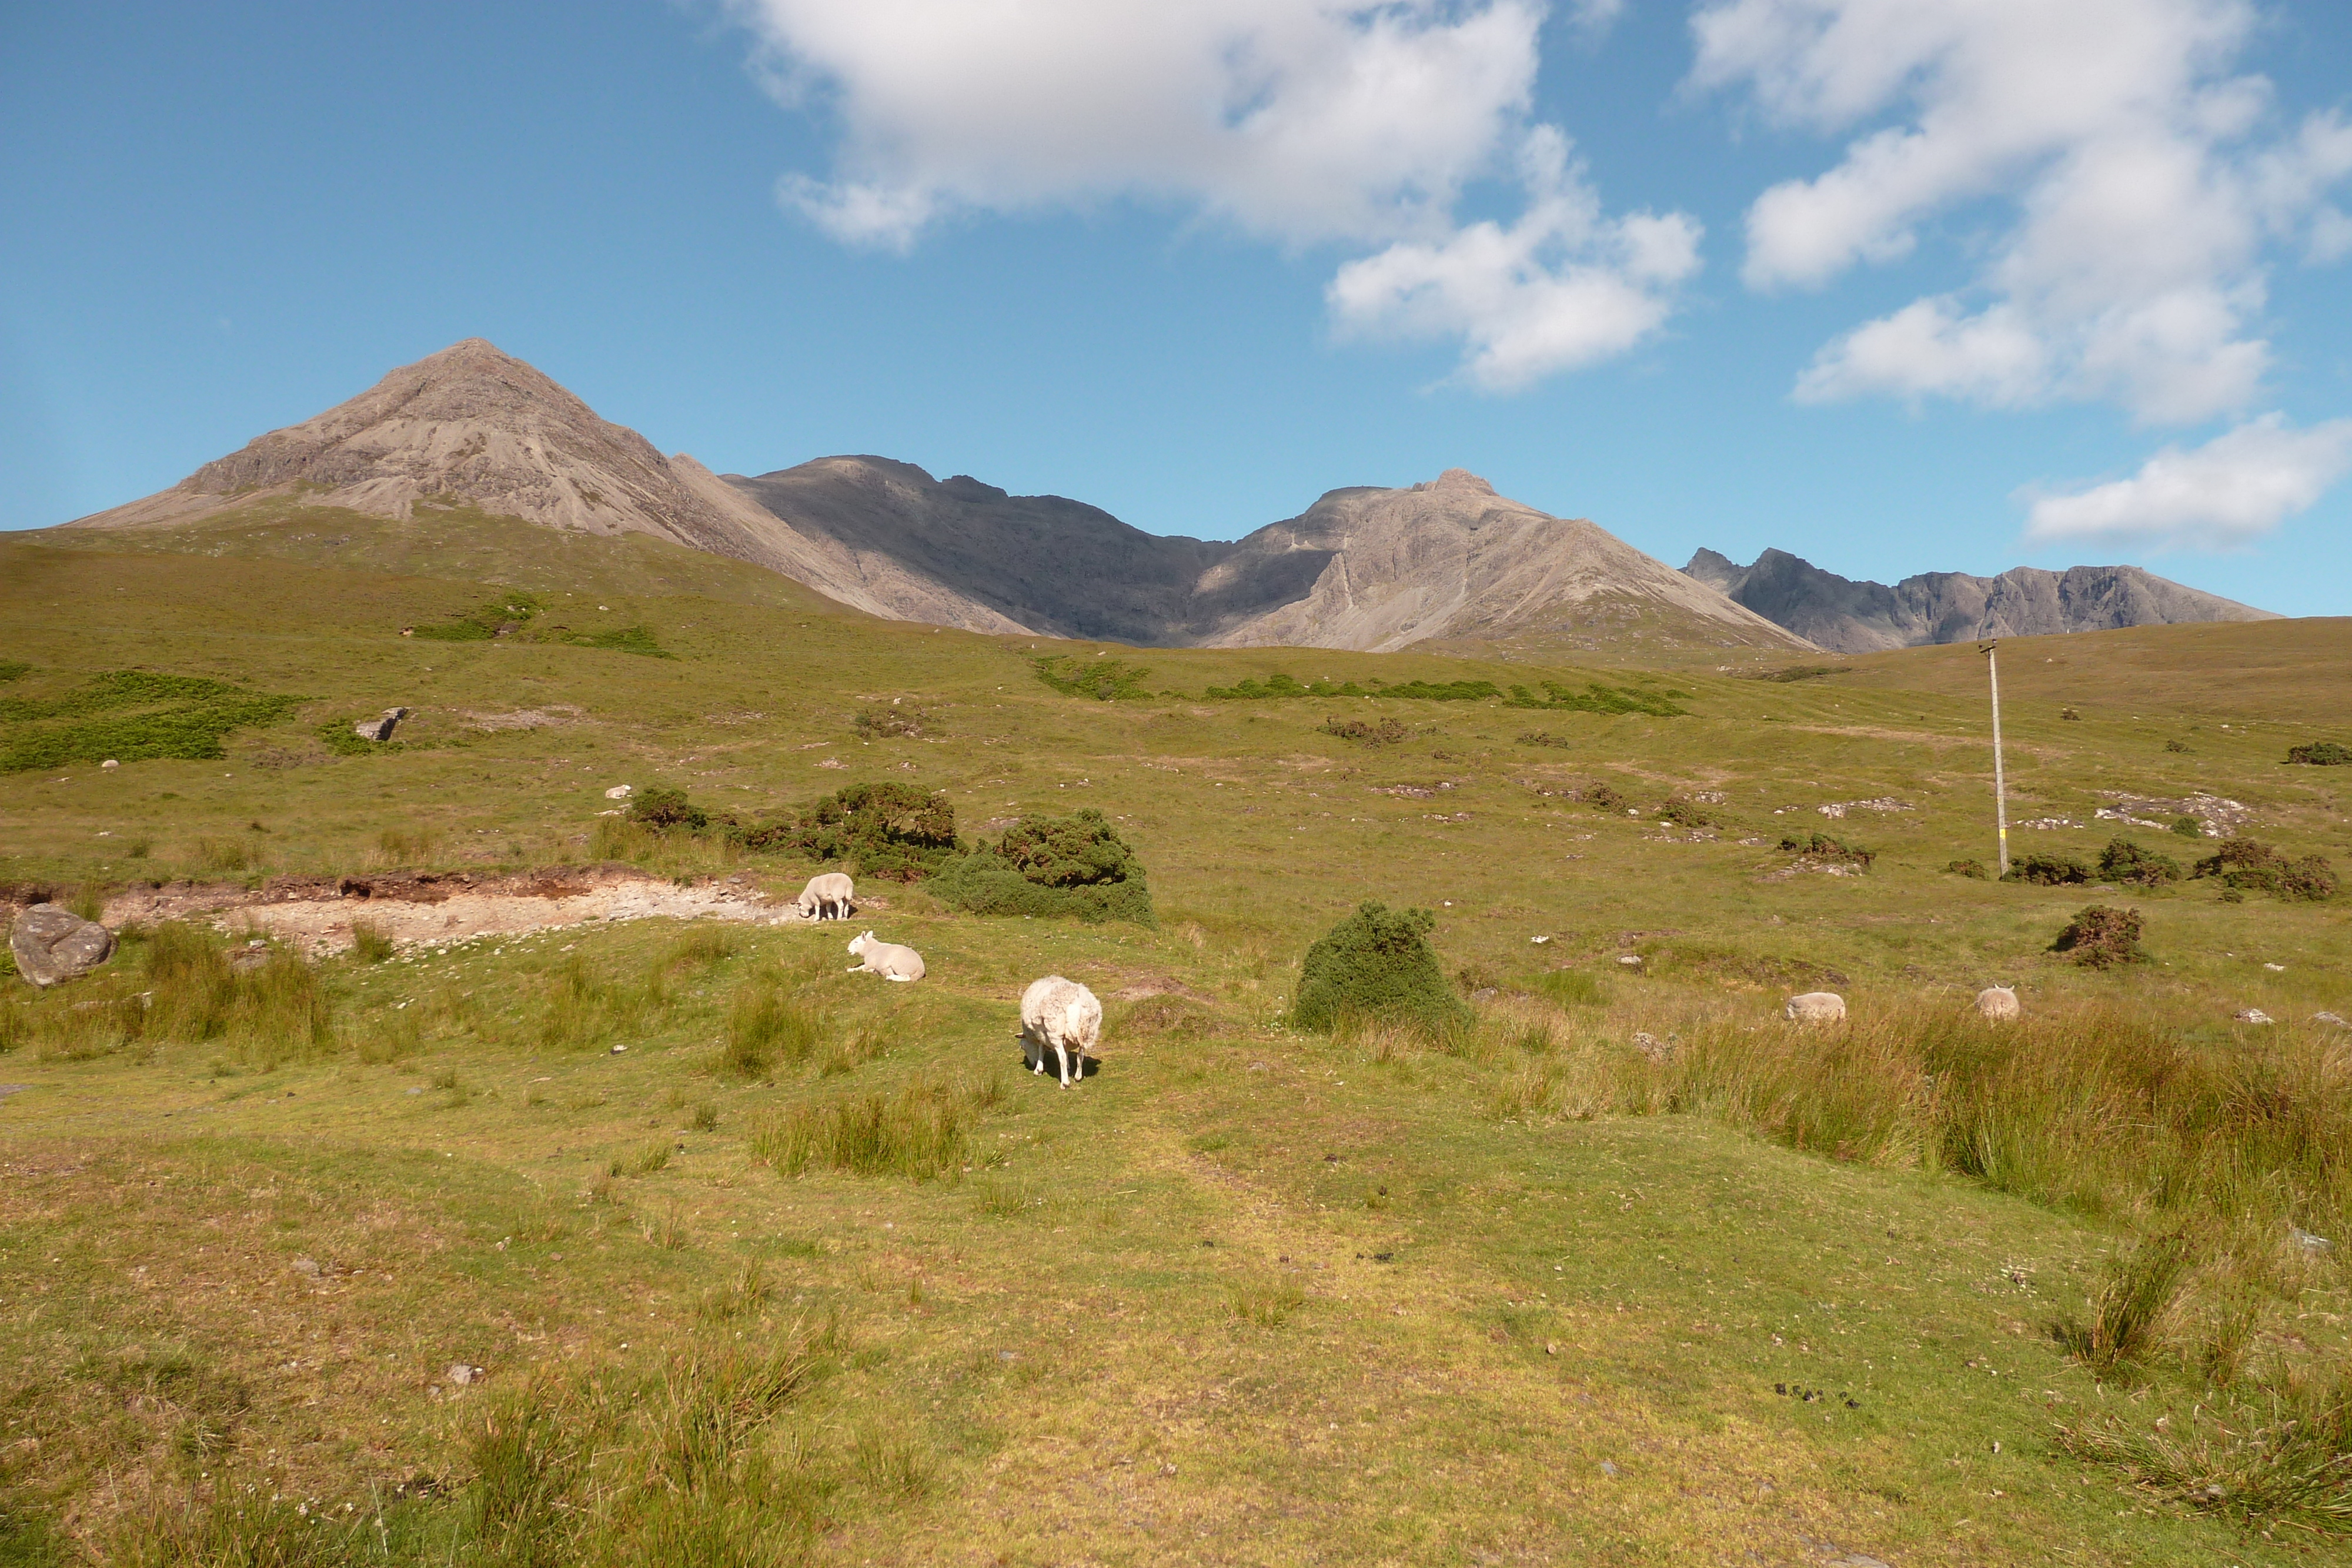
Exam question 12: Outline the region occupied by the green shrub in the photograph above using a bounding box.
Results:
[1946,858,1990,879]
[0,660,28,683]
[1291,900,1471,1037]
[2170,815,2205,839]
[2287,741,2351,766]
[722,984,824,1078]
[741,782,955,880]
[852,701,930,738]
[2193,840,2337,901]
[1654,798,1715,828]
[408,590,544,641]
[2164,738,2191,753]
[930,808,1154,925]
[0,670,304,772]
[1034,655,1152,701]
[2005,852,2091,886]
[1583,781,1628,812]
[2099,838,2181,887]
[629,787,710,833]
[1504,680,1686,716]
[2052,905,2144,968]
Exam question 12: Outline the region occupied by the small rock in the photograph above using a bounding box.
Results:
[610,1044,628,1055]
[353,707,412,743]
[230,945,271,973]
[604,784,633,800]
[292,1256,322,1278]
[2263,962,2286,972]
[2315,1012,2349,1029]
[8,904,116,989]
[2291,1227,2333,1252]
[446,1363,486,1386]
[1600,1460,1620,1476]
[1616,954,1642,968]
[1530,935,1551,945]
[1469,986,1500,1002]
[1974,985,2020,1022]
[1632,1031,1675,1064]
[2234,1008,2274,1025]
[1785,991,1847,1024]
[101,759,119,770]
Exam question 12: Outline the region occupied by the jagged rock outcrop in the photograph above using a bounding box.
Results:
[1686,548,2277,654]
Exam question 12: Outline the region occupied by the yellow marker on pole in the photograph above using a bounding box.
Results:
[1981,639,2009,878]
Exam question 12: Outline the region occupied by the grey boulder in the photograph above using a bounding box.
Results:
[354,707,412,743]
[9,904,116,988]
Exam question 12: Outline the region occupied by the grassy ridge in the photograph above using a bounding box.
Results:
[2,509,2349,1563]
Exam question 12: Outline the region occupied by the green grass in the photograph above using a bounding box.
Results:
[1,509,2348,1563]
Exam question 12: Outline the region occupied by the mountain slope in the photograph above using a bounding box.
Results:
[1686,547,2280,654]
[63,339,1027,634]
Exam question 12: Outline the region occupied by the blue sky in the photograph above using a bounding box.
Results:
[5,1,2349,614]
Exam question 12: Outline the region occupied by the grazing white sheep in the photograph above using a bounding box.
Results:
[846,931,924,982]
[1017,975,1102,1088]
[1785,991,1846,1024]
[794,872,856,921]
[1975,985,2020,1021]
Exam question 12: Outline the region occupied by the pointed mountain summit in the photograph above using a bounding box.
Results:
[1685,547,2278,654]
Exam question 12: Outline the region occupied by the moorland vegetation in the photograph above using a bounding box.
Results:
[0,513,2348,1564]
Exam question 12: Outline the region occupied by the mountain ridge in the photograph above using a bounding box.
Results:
[1683,547,2278,654]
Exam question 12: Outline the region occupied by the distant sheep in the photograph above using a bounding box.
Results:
[846,931,924,982]
[1017,975,1102,1088]
[1785,991,1846,1024]
[794,872,856,921]
[1975,985,2020,1021]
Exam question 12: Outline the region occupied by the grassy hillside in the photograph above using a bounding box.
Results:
[2,512,2349,1565]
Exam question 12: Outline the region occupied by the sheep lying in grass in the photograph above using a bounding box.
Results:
[1785,991,1846,1024]
[1975,985,2020,1021]
[1018,975,1101,1087]
[793,872,855,921]
[847,931,924,982]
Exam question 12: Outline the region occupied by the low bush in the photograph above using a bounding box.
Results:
[629,786,710,833]
[851,701,930,738]
[2193,839,2337,901]
[2171,815,2205,839]
[1291,900,1471,1038]
[2052,904,2144,968]
[2165,738,2191,753]
[1779,831,1874,869]
[1946,858,1990,879]
[408,590,544,641]
[1322,716,1408,745]
[1504,680,1686,716]
[2099,838,2182,887]
[1583,781,1628,812]
[928,808,1155,925]
[1516,731,1573,748]
[741,782,957,880]
[1034,655,1153,701]
[2005,852,2091,886]
[1746,664,1851,684]
[2287,741,2351,766]
[1654,798,1715,828]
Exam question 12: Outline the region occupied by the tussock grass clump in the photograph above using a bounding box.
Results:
[2052,905,2145,967]
[1230,1277,1307,1328]
[1779,831,1873,869]
[2099,838,2181,887]
[750,1075,1000,1182]
[930,808,1155,925]
[1322,715,1408,745]
[1292,901,1472,1039]
[349,921,395,963]
[2061,1367,2352,1529]
[2059,1232,2194,1375]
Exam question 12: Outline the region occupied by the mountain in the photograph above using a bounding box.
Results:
[63,339,1802,654]
[1684,547,2280,655]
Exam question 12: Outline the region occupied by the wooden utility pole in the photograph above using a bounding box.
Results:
[1981,639,2009,878]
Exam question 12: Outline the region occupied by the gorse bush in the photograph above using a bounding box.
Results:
[1292,900,1471,1038]
[2006,852,2091,886]
[1034,654,1153,701]
[1322,716,1409,745]
[2099,838,2182,887]
[629,786,710,833]
[928,808,1155,925]
[2053,905,2145,968]
[2194,839,2337,901]
[1779,831,1874,869]
[1946,858,1990,879]
[2287,741,2351,765]
[743,782,956,880]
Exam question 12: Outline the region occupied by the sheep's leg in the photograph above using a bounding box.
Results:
[1055,1040,1071,1088]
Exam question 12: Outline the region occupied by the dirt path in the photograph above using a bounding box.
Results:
[93,864,828,957]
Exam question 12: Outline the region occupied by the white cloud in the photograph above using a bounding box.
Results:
[1328,128,1701,390]
[1692,0,2352,424]
[728,0,1695,387]
[2019,413,2352,550]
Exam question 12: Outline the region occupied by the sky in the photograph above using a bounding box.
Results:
[5,0,2350,616]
